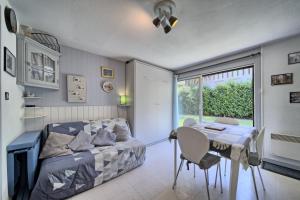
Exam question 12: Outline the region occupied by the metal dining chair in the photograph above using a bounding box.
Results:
[183,118,219,184]
[183,118,197,127]
[214,117,240,176]
[248,127,266,200]
[172,127,223,200]
[183,118,197,178]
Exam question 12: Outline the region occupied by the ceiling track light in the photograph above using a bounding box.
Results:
[153,0,178,34]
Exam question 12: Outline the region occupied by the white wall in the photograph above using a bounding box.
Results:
[262,35,300,166]
[0,0,25,199]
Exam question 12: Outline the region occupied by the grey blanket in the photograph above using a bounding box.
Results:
[30,139,146,200]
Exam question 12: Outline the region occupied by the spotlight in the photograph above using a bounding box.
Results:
[161,17,171,34]
[164,25,172,34]
[152,17,161,28]
[169,16,178,27]
[153,0,178,34]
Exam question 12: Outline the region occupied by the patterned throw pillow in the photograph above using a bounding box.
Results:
[92,129,116,146]
[101,118,132,137]
[113,124,130,142]
[89,120,102,135]
[40,132,74,159]
[68,130,94,152]
[101,119,115,132]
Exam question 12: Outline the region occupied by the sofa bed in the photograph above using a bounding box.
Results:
[30,118,146,200]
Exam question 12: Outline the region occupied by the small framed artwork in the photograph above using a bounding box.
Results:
[101,66,114,79]
[271,73,293,86]
[67,75,87,103]
[288,52,300,65]
[290,92,300,103]
[4,47,16,77]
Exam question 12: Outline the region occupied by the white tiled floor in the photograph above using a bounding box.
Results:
[70,141,300,200]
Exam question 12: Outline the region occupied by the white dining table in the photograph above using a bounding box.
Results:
[171,122,258,200]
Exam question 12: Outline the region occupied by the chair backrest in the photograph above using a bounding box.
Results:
[215,117,239,125]
[177,127,209,164]
[256,127,265,159]
[183,118,197,127]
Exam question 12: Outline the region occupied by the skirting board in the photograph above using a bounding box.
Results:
[146,138,169,147]
[262,158,300,180]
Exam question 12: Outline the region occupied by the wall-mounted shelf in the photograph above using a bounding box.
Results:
[23,94,46,131]
[24,96,41,99]
[24,106,45,120]
[118,104,130,107]
[23,115,46,119]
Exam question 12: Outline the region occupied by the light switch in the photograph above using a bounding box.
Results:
[5,92,9,100]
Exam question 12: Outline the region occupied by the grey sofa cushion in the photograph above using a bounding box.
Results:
[40,132,74,159]
[68,130,94,152]
[92,129,116,146]
[113,124,130,142]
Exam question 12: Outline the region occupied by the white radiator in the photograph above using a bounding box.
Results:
[271,133,300,161]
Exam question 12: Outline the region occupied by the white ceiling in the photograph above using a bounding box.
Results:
[11,0,300,70]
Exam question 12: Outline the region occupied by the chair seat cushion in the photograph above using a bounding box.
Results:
[248,152,261,166]
[180,153,220,169]
[199,153,221,169]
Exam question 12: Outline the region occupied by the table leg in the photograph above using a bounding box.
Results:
[229,159,240,200]
[174,139,177,183]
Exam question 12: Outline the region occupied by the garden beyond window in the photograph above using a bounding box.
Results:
[178,67,254,127]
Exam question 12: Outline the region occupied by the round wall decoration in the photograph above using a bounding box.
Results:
[5,7,17,33]
[102,81,114,93]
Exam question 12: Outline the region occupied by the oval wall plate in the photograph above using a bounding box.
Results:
[102,81,114,93]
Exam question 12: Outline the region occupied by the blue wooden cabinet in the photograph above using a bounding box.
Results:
[7,131,41,199]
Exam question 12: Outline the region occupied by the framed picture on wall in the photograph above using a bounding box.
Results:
[4,47,16,77]
[271,73,293,86]
[101,66,114,79]
[288,52,300,65]
[67,75,87,103]
[290,92,300,103]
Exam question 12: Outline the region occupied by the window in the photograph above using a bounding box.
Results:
[202,66,254,127]
[177,66,254,127]
[177,77,201,126]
